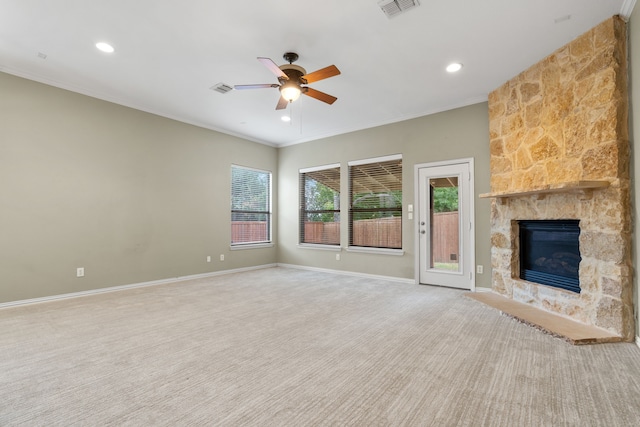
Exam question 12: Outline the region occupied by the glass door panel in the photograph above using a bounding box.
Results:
[429,176,460,272]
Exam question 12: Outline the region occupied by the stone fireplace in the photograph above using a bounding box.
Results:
[483,16,634,341]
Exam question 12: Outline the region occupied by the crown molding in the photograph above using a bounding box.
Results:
[620,0,637,20]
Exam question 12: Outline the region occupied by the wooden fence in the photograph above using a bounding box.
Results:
[303,222,340,245]
[233,212,458,257]
[431,211,459,263]
[302,217,402,248]
[231,221,268,243]
[350,217,402,248]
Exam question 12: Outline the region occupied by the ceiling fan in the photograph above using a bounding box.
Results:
[234,52,341,110]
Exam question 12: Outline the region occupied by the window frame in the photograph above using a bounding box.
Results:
[299,163,341,248]
[230,164,273,248]
[347,154,403,255]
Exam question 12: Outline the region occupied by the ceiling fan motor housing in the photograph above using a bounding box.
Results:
[279,64,307,85]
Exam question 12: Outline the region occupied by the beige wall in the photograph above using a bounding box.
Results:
[277,102,492,287]
[0,72,278,303]
[1,71,493,304]
[630,8,640,340]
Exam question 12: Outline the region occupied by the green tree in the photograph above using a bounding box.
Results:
[433,187,458,213]
[305,179,339,222]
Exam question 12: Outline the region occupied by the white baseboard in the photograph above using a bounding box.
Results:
[475,287,493,293]
[636,335,640,350]
[0,264,277,310]
[277,263,415,285]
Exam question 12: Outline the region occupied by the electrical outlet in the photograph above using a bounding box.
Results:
[476,265,483,274]
[76,267,85,277]
[220,254,225,261]
[336,253,341,261]
[207,256,211,263]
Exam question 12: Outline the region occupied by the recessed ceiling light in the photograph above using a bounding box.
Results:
[281,116,291,122]
[446,63,463,73]
[95,42,115,53]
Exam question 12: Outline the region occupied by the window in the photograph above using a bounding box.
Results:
[299,164,341,245]
[231,165,271,245]
[349,155,402,250]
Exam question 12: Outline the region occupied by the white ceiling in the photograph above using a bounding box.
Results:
[0,0,633,147]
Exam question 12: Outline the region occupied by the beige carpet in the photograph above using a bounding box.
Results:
[1,267,639,426]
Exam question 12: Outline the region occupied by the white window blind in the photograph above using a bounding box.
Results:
[231,165,271,245]
[348,155,402,249]
[299,164,341,245]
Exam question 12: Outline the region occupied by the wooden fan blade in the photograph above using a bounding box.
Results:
[258,57,288,79]
[276,96,289,110]
[303,87,337,105]
[234,84,279,90]
[301,65,340,84]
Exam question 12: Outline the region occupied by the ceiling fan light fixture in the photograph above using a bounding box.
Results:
[280,83,301,102]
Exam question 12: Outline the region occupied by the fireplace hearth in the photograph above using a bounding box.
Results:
[519,220,581,293]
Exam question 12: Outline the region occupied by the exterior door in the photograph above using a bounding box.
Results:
[416,159,474,290]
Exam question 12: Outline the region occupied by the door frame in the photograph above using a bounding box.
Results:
[413,158,475,291]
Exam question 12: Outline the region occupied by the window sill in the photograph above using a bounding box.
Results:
[297,244,342,251]
[346,247,404,256]
[230,242,274,251]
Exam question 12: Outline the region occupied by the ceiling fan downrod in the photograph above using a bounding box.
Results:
[283,52,299,64]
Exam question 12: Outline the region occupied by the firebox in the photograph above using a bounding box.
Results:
[519,220,581,293]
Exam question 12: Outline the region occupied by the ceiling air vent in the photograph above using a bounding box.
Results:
[210,82,233,94]
[378,0,420,19]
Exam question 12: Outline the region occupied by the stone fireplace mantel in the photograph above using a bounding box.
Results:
[479,180,610,200]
